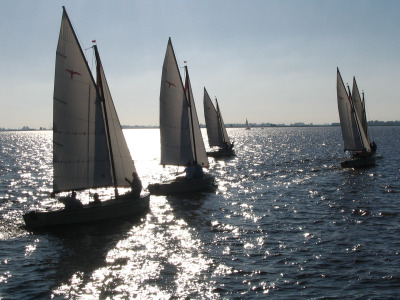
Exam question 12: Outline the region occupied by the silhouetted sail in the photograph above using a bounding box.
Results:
[351,77,371,143]
[53,8,135,192]
[336,68,371,152]
[245,119,250,130]
[203,88,230,147]
[159,38,208,167]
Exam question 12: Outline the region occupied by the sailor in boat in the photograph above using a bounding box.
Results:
[125,171,142,198]
[58,191,83,210]
[194,164,204,179]
[370,141,377,152]
[222,141,234,151]
[184,164,195,179]
[184,163,204,179]
[92,193,101,204]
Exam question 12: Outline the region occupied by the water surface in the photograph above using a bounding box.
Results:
[1,127,399,298]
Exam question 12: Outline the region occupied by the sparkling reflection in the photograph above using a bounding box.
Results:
[51,195,216,299]
[2,127,400,298]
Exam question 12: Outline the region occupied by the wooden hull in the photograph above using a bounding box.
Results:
[341,156,376,168]
[207,149,235,158]
[148,175,216,196]
[23,194,150,229]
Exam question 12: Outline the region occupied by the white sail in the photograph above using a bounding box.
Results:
[351,77,371,143]
[203,88,230,147]
[159,38,193,166]
[96,48,136,187]
[336,68,371,152]
[184,68,209,167]
[245,119,250,130]
[53,9,112,192]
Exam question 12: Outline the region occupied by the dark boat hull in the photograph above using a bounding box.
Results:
[341,156,376,168]
[23,194,150,229]
[207,148,235,157]
[148,175,216,196]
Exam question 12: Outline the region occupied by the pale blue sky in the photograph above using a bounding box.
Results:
[1,0,399,129]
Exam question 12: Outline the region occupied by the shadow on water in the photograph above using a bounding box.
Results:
[19,214,147,298]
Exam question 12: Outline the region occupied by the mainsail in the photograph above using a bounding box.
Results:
[203,88,230,147]
[159,38,208,168]
[53,7,135,192]
[336,68,371,153]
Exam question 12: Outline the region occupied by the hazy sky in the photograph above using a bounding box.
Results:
[1,0,399,129]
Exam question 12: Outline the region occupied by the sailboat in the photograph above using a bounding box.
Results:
[147,38,215,195]
[203,88,234,157]
[245,119,251,130]
[23,7,149,228]
[336,68,376,168]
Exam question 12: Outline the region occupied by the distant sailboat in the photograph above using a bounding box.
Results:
[245,119,251,130]
[203,88,234,157]
[336,68,376,168]
[148,38,215,195]
[23,7,149,228]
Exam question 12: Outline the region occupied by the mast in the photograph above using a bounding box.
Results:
[94,45,119,197]
[184,65,198,164]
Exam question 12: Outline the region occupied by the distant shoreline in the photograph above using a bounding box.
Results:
[1,121,399,132]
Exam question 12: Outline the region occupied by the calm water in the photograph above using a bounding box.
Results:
[1,127,400,299]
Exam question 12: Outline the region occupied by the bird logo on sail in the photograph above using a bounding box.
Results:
[65,69,81,79]
[166,80,175,88]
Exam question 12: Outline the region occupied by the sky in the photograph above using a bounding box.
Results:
[1,0,399,129]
